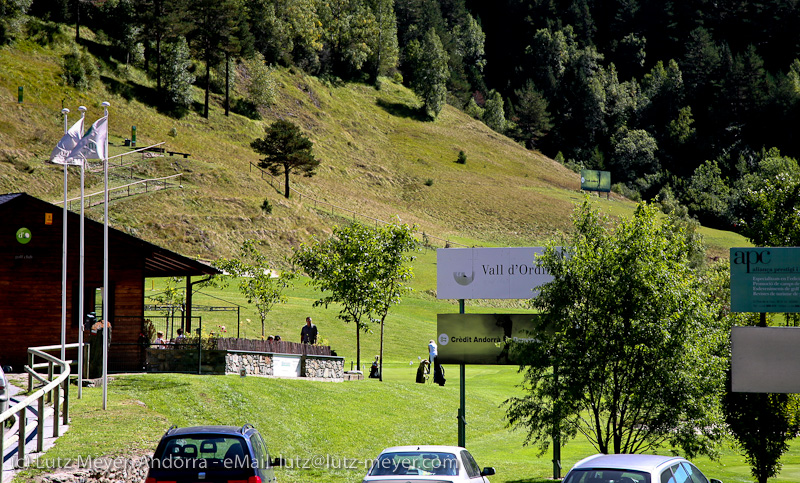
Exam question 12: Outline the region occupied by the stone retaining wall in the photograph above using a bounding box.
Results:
[225,351,273,376]
[303,356,345,379]
[145,349,344,380]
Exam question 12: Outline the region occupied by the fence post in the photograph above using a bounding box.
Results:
[53,383,60,437]
[0,418,4,481]
[37,396,45,451]
[16,405,25,468]
[47,361,53,403]
[62,376,70,426]
[27,352,33,392]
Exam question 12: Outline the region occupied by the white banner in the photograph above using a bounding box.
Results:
[732,326,800,393]
[436,247,554,299]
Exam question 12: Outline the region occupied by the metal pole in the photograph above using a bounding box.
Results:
[78,105,86,398]
[553,363,561,479]
[458,298,466,447]
[61,108,69,363]
[102,101,110,410]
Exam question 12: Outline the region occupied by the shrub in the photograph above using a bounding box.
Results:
[424,178,434,186]
[261,198,273,214]
[61,45,97,90]
[456,150,467,164]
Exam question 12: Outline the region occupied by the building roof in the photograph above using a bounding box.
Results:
[1,193,220,278]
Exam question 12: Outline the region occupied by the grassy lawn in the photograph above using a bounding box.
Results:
[12,367,800,483]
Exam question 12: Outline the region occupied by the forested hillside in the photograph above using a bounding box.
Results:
[2,0,796,243]
[468,1,800,231]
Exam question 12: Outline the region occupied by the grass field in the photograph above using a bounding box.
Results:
[11,367,800,483]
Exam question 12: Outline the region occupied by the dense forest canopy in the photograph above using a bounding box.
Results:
[7,0,800,230]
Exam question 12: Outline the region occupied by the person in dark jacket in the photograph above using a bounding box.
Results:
[301,317,318,344]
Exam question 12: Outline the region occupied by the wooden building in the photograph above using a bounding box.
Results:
[0,193,219,372]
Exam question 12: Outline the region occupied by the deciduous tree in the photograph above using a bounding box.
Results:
[292,221,418,372]
[214,240,292,338]
[506,199,727,457]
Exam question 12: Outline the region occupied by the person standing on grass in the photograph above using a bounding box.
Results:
[301,317,318,344]
[429,339,445,386]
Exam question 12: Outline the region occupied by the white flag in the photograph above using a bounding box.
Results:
[66,116,108,164]
[49,118,85,165]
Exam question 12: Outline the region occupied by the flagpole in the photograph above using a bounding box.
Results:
[60,108,69,363]
[102,101,110,410]
[77,105,86,399]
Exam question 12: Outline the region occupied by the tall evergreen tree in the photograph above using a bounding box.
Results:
[513,79,553,149]
[407,28,449,119]
[162,36,195,112]
[251,120,320,198]
[187,0,240,118]
[368,0,400,80]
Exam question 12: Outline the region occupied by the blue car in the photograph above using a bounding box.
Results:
[146,424,284,483]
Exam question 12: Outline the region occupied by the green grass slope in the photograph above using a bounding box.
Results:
[16,370,792,483]
[0,22,745,265]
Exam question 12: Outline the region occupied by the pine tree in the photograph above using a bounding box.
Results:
[251,120,320,198]
[408,28,449,119]
[162,36,195,112]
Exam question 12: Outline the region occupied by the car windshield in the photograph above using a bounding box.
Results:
[565,469,651,483]
[369,451,459,476]
[153,436,252,469]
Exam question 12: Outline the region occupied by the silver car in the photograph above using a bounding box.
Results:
[363,445,495,482]
[563,453,723,483]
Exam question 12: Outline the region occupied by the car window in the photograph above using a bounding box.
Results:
[668,463,692,483]
[564,469,650,483]
[460,450,481,479]
[250,432,268,469]
[661,467,674,483]
[369,452,458,477]
[155,436,251,469]
[681,462,708,483]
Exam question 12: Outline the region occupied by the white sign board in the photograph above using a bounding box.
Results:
[273,354,301,378]
[731,326,800,393]
[436,247,554,299]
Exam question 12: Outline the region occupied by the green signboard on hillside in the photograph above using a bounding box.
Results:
[730,247,800,312]
[580,169,611,192]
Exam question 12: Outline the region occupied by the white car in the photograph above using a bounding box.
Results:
[563,453,723,483]
[363,445,495,482]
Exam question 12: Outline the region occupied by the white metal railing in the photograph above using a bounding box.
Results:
[0,345,72,479]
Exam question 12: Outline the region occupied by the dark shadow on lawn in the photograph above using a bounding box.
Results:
[376,98,428,121]
[78,37,116,62]
[100,75,157,105]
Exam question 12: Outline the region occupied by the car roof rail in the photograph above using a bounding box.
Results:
[165,425,178,436]
[240,423,255,434]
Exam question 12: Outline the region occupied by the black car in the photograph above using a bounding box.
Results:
[146,424,284,483]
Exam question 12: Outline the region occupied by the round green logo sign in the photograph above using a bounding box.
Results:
[16,227,32,244]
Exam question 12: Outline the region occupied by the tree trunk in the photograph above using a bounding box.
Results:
[283,166,291,198]
[225,53,231,117]
[155,0,162,92]
[356,323,361,371]
[379,318,385,382]
[204,58,211,118]
[74,0,81,42]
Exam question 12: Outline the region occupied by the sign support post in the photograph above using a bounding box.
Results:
[458,298,466,447]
